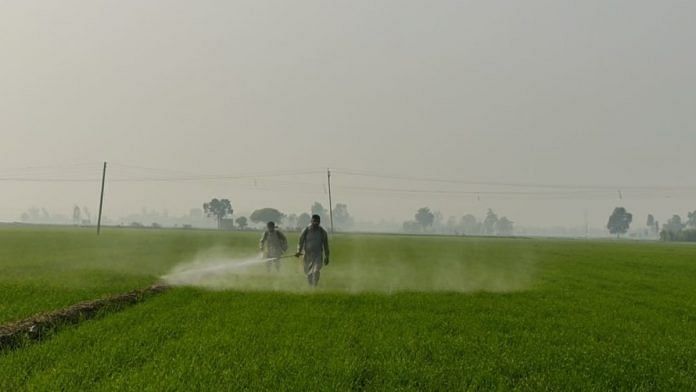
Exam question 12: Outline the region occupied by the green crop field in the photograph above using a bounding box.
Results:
[1,225,696,390]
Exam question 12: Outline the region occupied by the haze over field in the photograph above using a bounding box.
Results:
[1,1,694,228]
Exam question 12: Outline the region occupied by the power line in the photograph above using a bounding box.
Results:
[334,187,696,199]
[0,162,95,172]
[3,163,692,192]
[2,162,694,201]
[331,168,696,192]
[0,177,100,183]
[109,163,324,178]
[334,184,602,196]
[0,170,324,183]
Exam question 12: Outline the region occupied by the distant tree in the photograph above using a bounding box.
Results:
[482,209,498,235]
[286,213,298,229]
[433,211,444,231]
[82,206,91,224]
[311,202,328,220]
[495,217,514,236]
[19,208,35,222]
[297,213,311,228]
[332,203,354,230]
[662,215,685,235]
[73,206,81,226]
[151,222,161,229]
[250,208,285,225]
[683,230,696,242]
[414,207,435,232]
[688,210,696,229]
[446,216,458,234]
[607,207,632,238]
[645,214,660,235]
[661,215,693,241]
[646,214,656,236]
[235,216,248,230]
[460,214,479,235]
[403,220,421,233]
[203,198,233,229]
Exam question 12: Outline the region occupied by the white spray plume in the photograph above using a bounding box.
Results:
[161,246,537,294]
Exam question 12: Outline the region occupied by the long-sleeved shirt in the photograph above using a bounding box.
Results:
[259,230,288,258]
[297,225,329,260]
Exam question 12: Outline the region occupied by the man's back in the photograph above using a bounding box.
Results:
[261,230,288,257]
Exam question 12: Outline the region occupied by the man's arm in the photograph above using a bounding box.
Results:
[296,228,308,256]
[278,231,288,253]
[259,231,267,250]
[322,229,330,256]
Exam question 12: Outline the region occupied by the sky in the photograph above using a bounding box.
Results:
[1,0,694,229]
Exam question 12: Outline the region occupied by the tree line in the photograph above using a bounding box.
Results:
[607,207,696,241]
[202,199,353,231]
[201,198,696,241]
[659,211,696,242]
[403,207,514,236]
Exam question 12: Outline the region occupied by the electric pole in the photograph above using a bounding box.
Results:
[97,162,107,235]
[327,168,334,233]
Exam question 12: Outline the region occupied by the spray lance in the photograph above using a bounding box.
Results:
[261,254,300,263]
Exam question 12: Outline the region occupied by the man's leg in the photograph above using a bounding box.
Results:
[274,259,280,271]
[310,260,323,287]
[305,256,321,286]
[308,272,317,287]
[304,258,312,286]
[307,267,320,286]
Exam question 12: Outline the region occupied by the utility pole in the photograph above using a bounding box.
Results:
[327,168,334,233]
[97,162,107,235]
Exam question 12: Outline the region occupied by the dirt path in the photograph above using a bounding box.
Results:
[0,284,169,351]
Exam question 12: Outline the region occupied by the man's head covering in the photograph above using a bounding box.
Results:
[267,221,276,229]
[311,214,321,221]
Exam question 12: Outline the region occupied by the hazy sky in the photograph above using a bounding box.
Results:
[1,0,694,228]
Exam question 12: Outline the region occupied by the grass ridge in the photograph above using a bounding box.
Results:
[0,284,168,352]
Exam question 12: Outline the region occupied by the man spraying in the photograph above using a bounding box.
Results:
[295,214,330,287]
[259,221,288,272]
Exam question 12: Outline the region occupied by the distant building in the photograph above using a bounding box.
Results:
[220,218,235,231]
[189,208,203,219]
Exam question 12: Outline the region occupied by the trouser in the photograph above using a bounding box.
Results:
[303,255,323,287]
[307,271,320,286]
